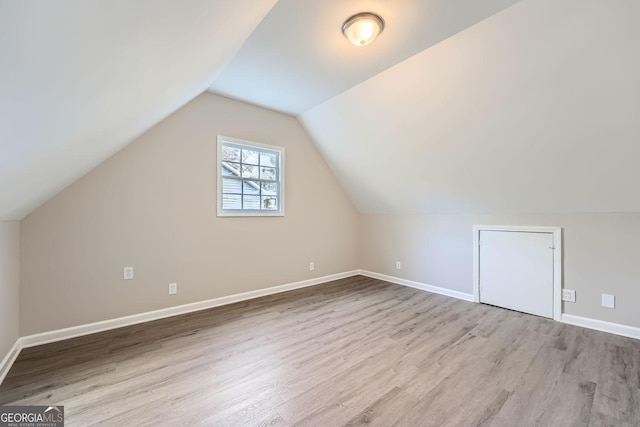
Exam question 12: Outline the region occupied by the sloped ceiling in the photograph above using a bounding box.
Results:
[300,0,640,214]
[4,0,638,220]
[0,0,277,220]
[209,0,521,115]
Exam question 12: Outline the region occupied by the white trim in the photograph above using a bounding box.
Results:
[561,314,640,340]
[358,270,640,341]
[0,339,22,386]
[473,225,563,321]
[358,270,474,302]
[4,271,639,386]
[19,271,359,349]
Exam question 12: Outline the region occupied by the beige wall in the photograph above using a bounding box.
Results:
[0,221,20,361]
[20,93,360,335]
[361,213,640,328]
[15,94,640,337]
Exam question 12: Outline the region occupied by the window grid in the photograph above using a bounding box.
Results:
[218,138,283,216]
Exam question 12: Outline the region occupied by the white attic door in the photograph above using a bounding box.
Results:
[474,226,562,319]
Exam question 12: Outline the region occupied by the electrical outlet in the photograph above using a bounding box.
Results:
[169,283,177,295]
[309,262,315,271]
[602,294,615,309]
[123,267,134,280]
[562,289,576,303]
[395,261,401,270]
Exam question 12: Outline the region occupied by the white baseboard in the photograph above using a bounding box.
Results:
[358,270,475,302]
[0,339,22,386]
[360,271,640,341]
[561,314,640,340]
[3,271,466,387]
[19,270,359,350]
[5,271,638,386]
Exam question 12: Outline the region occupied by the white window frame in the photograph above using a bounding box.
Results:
[217,135,285,217]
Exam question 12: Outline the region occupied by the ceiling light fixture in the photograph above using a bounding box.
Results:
[342,12,385,47]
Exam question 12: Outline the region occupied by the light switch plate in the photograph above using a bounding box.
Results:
[602,294,615,309]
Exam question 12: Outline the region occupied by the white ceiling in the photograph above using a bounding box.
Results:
[0,0,276,220]
[208,0,521,115]
[300,0,640,214]
[4,0,638,220]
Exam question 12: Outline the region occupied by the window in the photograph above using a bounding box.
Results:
[217,136,284,216]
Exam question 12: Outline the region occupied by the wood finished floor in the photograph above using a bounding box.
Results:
[1,276,639,426]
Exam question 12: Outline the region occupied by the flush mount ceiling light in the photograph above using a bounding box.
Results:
[342,12,385,47]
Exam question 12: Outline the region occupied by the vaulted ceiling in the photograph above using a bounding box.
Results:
[0,0,277,220]
[2,0,639,220]
[209,0,520,115]
[299,0,640,213]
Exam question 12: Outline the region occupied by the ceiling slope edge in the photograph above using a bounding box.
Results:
[0,0,277,220]
[299,0,640,214]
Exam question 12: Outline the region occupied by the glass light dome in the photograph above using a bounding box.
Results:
[342,13,385,47]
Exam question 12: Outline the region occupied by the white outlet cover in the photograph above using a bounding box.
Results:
[123,267,134,280]
[602,294,615,309]
[309,262,315,271]
[169,283,177,295]
[395,261,401,270]
[561,289,576,303]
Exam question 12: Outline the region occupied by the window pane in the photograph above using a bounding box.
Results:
[222,194,241,210]
[261,167,276,181]
[243,180,260,195]
[242,149,259,165]
[241,164,259,179]
[262,196,278,210]
[221,146,240,162]
[260,152,276,167]
[219,139,283,215]
[221,162,241,176]
[243,195,261,210]
[261,182,277,195]
[222,178,243,194]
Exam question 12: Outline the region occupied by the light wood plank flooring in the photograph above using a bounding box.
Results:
[1,276,639,426]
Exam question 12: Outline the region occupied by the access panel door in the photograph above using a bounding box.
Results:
[479,230,554,318]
